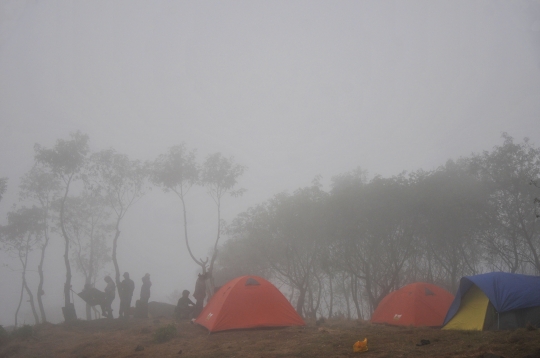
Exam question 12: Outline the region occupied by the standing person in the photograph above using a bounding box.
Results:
[119,272,135,319]
[137,273,151,318]
[192,273,206,319]
[101,276,116,319]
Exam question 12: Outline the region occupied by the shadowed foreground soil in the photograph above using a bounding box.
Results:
[1,317,540,358]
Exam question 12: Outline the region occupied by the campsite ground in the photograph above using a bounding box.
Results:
[1,317,540,358]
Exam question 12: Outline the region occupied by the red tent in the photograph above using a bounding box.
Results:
[194,276,305,333]
[371,282,454,327]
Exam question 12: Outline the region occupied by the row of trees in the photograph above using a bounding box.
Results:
[215,134,540,319]
[2,132,539,324]
[0,132,245,325]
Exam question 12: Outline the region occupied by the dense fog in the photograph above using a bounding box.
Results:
[1,1,540,326]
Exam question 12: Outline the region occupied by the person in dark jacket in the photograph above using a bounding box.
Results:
[175,290,195,319]
[192,273,207,318]
[101,276,116,319]
[119,272,135,319]
[140,273,151,302]
[135,273,151,318]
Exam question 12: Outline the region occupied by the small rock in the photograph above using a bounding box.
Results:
[177,349,183,354]
[135,345,144,351]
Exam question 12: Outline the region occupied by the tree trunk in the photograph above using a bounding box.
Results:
[85,277,92,321]
[296,287,306,318]
[288,286,295,303]
[307,281,314,319]
[112,227,121,295]
[63,237,71,307]
[207,200,222,297]
[177,192,208,289]
[511,231,520,273]
[37,236,49,323]
[201,264,212,304]
[15,275,24,327]
[23,280,40,325]
[364,267,376,314]
[36,203,51,323]
[59,178,76,321]
[345,289,351,320]
[350,275,362,320]
[87,236,95,321]
[313,275,322,319]
[328,275,333,319]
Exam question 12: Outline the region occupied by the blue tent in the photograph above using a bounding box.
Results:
[443,272,540,330]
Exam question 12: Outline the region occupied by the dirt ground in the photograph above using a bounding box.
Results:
[1,317,540,358]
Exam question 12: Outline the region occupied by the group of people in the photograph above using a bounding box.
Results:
[97,272,152,319]
[83,270,209,321]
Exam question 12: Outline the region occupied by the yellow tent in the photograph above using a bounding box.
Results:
[443,273,540,331]
[443,285,489,330]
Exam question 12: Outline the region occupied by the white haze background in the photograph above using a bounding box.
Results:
[1,0,540,325]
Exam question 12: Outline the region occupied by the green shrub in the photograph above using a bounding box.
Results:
[12,325,33,340]
[153,324,177,343]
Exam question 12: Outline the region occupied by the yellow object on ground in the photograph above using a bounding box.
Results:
[353,338,368,353]
[443,285,489,330]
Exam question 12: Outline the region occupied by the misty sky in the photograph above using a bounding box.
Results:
[1,1,540,325]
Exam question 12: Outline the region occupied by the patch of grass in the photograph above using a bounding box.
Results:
[153,323,177,343]
[4,317,540,358]
[12,325,33,340]
[0,343,22,356]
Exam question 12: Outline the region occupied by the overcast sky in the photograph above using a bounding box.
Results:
[1,0,540,326]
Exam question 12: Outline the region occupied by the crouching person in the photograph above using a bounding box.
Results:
[175,290,195,319]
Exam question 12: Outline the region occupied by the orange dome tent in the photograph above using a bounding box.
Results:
[371,282,454,327]
[194,276,305,333]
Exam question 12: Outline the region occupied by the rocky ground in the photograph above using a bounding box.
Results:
[1,317,540,358]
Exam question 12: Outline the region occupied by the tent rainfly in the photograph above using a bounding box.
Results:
[371,282,454,327]
[194,275,305,333]
[443,272,540,330]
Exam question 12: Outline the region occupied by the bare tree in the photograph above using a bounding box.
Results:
[63,194,113,320]
[19,166,61,322]
[226,184,327,317]
[200,153,245,295]
[86,149,147,299]
[414,161,487,290]
[330,172,420,314]
[151,144,201,269]
[34,132,89,321]
[151,146,246,295]
[1,207,45,326]
[471,134,540,274]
